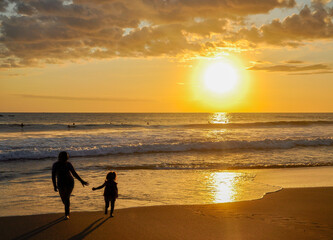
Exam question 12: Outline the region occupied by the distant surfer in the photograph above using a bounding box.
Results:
[67,123,76,128]
[20,123,24,127]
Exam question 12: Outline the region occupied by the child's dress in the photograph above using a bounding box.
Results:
[103,180,118,201]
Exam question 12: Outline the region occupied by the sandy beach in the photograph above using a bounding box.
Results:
[1,187,332,240]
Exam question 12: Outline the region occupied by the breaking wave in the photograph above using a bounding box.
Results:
[1,137,332,161]
[1,120,333,132]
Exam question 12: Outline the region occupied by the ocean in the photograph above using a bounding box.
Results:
[1,112,333,216]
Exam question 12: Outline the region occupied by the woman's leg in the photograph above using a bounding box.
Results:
[104,196,109,215]
[59,185,73,217]
[110,199,115,216]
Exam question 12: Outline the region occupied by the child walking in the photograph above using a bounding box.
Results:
[92,171,118,217]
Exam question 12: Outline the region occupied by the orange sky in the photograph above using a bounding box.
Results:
[1,0,333,112]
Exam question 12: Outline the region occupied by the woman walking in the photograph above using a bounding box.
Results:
[52,151,88,219]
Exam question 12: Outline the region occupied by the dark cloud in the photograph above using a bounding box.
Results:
[284,60,304,64]
[16,94,153,102]
[237,3,333,46]
[288,71,333,75]
[0,73,25,77]
[5,0,332,69]
[140,0,296,20]
[248,63,331,72]
[0,0,9,12]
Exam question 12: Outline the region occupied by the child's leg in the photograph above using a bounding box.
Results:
[104,196,109,214]
[110,199,115,216]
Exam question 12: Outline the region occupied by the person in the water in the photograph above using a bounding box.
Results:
[52,151,88,219]
[92,171,118,217]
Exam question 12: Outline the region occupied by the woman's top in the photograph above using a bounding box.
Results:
[95,180,118,198]
[52,161,83,188]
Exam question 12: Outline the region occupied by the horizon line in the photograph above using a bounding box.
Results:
[1,111,333,114]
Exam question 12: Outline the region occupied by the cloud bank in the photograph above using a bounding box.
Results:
[16,94,153,102]
[1,0,332,68]
[237,2,333,47]
[248,62,333,75]
[248,63,331,72]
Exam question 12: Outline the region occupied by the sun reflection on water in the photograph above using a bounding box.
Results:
[208,172,244,203]
[209,112,230,124]
[206,112,229,139]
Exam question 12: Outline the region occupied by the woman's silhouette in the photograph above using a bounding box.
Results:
[52,151,88,219]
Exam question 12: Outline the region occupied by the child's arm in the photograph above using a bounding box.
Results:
[92,182,106,191]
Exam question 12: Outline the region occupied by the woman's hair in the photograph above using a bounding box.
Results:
[58,151,69,162]
[106,171,116,181]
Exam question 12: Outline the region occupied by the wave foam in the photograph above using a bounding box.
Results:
[1,120,333,132]
[1,137,332,161]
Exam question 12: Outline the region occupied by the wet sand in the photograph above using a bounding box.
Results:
[1,187,332,240]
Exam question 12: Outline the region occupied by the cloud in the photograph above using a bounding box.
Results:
[138,0,296,22]
[0,72,26,78]
[7,0,333,69]
[288,71,333,75]
[15,94,153,102]
[0,1,9,12]
[284,60,304,64]
[248,63,332,73]
[236,3,333,46]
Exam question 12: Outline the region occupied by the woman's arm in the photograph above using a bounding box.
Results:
[68,162,89,186]
[52,163,57,192]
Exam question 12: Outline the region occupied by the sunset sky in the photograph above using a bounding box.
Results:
[1,0,333,112]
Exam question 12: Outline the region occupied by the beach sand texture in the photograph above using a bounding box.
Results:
[1,187,332,240]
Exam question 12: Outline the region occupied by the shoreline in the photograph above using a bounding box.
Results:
[1,166,333,218]
[1,186,333,240]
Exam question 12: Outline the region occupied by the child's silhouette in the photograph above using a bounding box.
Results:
[92,171,118,217]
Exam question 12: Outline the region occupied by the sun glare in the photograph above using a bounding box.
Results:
[203,62,239,94]
[190,56,249,112]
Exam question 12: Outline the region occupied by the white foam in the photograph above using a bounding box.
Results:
[1,137,332,161]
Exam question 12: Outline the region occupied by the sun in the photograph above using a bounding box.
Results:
[189,56,250,111]
[203,62,239,94]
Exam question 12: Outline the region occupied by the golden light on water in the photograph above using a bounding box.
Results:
[208,172,240,203]
[206,113,229,138]
[209,112,230,124]
[206,114,239,203]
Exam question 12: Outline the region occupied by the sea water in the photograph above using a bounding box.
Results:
[0,113,333,216]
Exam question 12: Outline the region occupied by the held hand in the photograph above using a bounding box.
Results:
[81,180,89,187]
[54,186,58,192]
[92,187,96,191]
